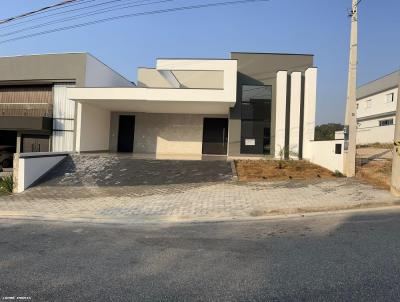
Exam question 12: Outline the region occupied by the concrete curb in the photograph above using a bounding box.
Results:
[1,201,400,226]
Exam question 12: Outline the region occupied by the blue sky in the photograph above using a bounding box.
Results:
[1,0,399,124]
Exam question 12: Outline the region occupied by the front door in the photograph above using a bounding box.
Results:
[202,118,228,155]
[117,115,135,152]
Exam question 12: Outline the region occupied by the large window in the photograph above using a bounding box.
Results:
[240,85,272,155]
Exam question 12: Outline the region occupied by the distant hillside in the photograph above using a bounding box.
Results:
[314,123,343,141]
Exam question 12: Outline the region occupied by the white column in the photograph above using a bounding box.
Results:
[289,72,302,158]
[274,71,288,158]
[75,102,82,153]
[302,68,318,159]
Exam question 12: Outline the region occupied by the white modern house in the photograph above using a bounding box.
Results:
[68,52,321,161]
[355,70,399,145]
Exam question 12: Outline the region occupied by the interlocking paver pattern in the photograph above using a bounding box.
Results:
[0,154,398,223]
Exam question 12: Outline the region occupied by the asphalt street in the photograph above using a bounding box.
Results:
[1,208,400,301]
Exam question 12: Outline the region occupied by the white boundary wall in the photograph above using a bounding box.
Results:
[308,140,344,173]
[13,152,68,193]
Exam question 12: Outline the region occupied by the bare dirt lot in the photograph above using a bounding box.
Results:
[235,160,338,182]
[356,146,393,190]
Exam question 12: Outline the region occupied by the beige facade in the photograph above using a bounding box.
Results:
[134,113,204,155]
[108,112,227,156]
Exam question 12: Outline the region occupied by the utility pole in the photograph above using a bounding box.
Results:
[343,0,359,177]
[391,79,400,196]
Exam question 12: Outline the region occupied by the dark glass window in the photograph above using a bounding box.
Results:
[335,144,342,155]
[379,119,394,127]
[240,85,272,155]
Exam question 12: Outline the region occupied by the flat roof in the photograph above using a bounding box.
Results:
[231,51,314,56]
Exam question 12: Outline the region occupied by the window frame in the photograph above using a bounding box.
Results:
[386,93,394,103]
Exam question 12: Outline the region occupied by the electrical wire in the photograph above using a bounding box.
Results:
[0,0,176,38]
[0,0,140,30]
[0,0,84,24]
[0,0,269,45]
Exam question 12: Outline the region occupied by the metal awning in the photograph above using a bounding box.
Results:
[0,116,52,131]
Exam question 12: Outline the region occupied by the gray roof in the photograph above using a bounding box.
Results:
[357,69,400,100]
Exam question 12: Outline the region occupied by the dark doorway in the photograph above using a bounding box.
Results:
[0,131,17,168]
[0,131,17,147]
[202,118,228,155]
[117,115,135,153]
[22,134,50,152]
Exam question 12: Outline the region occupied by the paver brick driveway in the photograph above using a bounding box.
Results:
[0,154,398,223]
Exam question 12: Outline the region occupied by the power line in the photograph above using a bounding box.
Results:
[0,0,82,25]
[0,0,269,45]
[0,0,175,38]
[0,0,133,30]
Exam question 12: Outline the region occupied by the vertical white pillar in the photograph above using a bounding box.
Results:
[75,102,82,153]
[302,68,318,160]
[275,71,288,158]
[289,72,302,158]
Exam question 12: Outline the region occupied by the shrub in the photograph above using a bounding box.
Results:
[333,170,344,178]
[0,175,13,194]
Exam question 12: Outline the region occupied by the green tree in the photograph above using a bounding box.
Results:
[314,123,343,141]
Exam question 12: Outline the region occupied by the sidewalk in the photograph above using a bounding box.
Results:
[0,178,398,224]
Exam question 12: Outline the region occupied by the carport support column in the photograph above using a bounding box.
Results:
[391,81,400,196]
[75,102,82,153]
[16,132,22,153]
[12,153,20,193]
[275,71,288,158]
[289,72,302,158]
[302,68,318,160]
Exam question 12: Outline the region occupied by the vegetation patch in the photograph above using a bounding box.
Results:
[357,143,393,149]
[314,123,343,141]
[0,175,13,195]
[235,160,337,182]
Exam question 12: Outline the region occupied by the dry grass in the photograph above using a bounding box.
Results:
[357,160,392,190]
[235,160,338,182]
[357,143,393,149]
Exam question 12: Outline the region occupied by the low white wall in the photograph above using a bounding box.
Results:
[14,152,68,193]
[76,103,110,152]
[307,140,344,173]
[357,123,396,145]
[335,130,344,140]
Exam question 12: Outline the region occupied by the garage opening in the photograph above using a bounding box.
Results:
[0,131,16,168]
[202,118,228,155]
